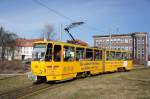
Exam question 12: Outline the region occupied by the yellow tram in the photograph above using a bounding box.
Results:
[30,41,133,83]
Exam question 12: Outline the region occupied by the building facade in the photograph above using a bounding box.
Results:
[93,32,149,64]
[15,38,43,60]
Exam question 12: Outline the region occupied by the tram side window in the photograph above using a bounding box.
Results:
[45,43,52,61]
[106,51,109,60]
[116,52,122,60]
[86,49,93,61]
[100,50,102,60]
[94,50,100,61]
[122,52,128,60]
[106,51,115,60]
[76,48,84,61]
[54,45,61,62]
[63,46,75,61]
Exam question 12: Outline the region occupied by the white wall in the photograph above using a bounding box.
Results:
[14,46,33,60]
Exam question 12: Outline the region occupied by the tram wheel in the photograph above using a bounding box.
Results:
[81,72,88,78]
[33,76,46,84]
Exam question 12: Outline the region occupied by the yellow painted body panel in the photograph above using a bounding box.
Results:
[104,60,133,72]
[79,61,103,74]
[31,60,103,81]
[31,61,47,76]
[105,61,119,72]
[125,60,133,70]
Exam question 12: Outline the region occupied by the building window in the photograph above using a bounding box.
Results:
[121,39,124,43]
[142,54,144,59]
[129,39,132,43]
[125,39,128,43]
[125,47,128,50]
[118,39,120,42]
[138,54,140,59]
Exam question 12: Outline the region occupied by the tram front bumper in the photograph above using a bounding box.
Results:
[28,72,37,81]
[46,75,62,81]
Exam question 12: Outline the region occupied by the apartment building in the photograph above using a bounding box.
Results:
[93,32,149,64]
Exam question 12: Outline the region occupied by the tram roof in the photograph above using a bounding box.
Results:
[34,40,91,48]
[34,41,131,52]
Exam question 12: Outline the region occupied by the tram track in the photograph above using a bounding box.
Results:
[0,83,50,99]
[0,75,20,81]
[0,73,28,81]
[0,78,76,99]
[17,82,68,99]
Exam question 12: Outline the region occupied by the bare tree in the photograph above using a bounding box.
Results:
[6,33,17,60]
[0,27,6,60]
[42,24,55,40]
[0,26,17,61]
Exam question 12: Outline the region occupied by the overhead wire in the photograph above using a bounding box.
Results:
[32,0,103,32]
[32,0,73,22]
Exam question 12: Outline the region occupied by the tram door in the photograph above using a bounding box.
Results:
[62,46,75,78]
[104,50,117,72]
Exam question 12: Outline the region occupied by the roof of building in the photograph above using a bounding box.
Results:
[93,32,147,38]
[16,38,44,47]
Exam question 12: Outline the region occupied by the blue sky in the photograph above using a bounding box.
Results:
[0,0,150,45]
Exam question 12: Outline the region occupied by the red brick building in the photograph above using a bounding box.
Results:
[93,32,149,64]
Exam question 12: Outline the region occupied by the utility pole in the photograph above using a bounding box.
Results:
[131,33,135,62]
[60,24,63,41]
[109,32,111,49]
[116,27,120,34]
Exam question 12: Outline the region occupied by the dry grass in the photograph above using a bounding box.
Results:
[0,68,150,99]
[28,68,150,99]
[0,60,30,73]
[0,75,32,93]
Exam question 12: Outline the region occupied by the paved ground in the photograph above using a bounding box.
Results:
[0,67,150,99]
